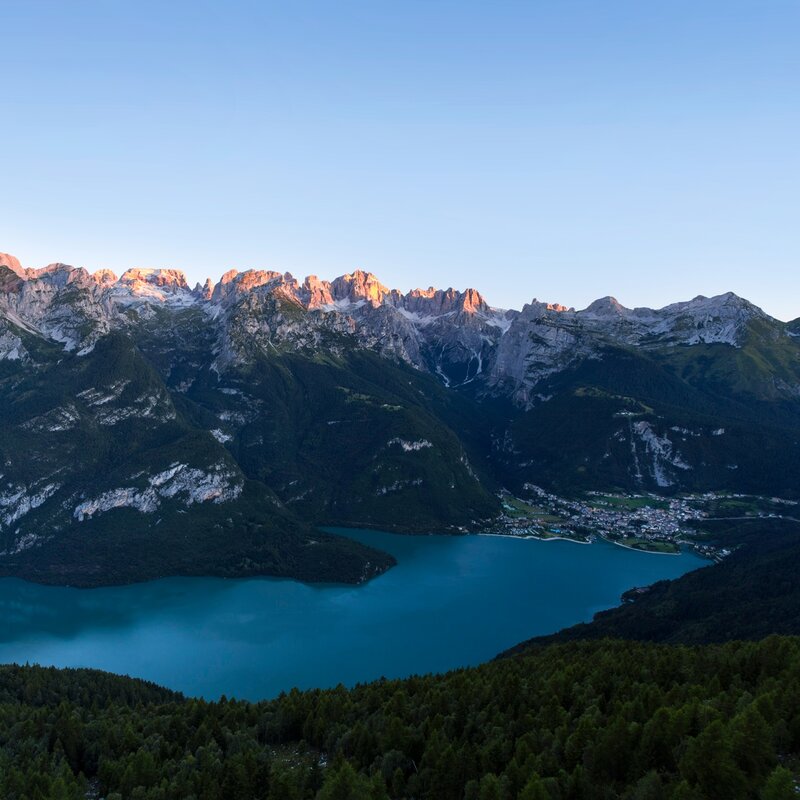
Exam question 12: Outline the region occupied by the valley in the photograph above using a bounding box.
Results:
[1,252,799,587]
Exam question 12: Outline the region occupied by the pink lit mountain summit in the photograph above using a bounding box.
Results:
[0,253,784,405]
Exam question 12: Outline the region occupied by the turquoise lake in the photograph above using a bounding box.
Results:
[0,529,707,700]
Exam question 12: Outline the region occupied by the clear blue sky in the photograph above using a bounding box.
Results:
[1,1,798,318]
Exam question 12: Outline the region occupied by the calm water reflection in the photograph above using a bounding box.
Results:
[0,529,706,700]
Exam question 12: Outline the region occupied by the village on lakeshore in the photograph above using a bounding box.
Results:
[484,487,800,561]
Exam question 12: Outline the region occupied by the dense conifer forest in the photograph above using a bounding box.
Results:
[2,517,800,798]
[1,637,799,799]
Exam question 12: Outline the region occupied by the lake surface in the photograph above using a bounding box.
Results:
[0,529,706,700]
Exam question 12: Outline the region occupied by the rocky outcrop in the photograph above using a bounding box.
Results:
[0,253,24,276]
[73,462,243,522]
[330,270,390,307]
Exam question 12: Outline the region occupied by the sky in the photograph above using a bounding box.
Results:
[1,1,798,318]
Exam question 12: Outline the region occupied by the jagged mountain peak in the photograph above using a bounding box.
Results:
[229,270,283,291]
[520,299,572,317]
[460,287,487,313]
[1,249,793,403]
[300,275,335,308]
[29,263,86,288]
[658,292,768,336]
[92,269,118,285]
[585,296,627,316]
[196,277,214,300]
[119,268,190,290]
[331,270,390,306]
[0,253,24,276]
[403,285,489,316]
[210,269,293,307]
[105,268,197,312]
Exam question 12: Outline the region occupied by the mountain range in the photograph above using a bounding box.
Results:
[2,251,799,585]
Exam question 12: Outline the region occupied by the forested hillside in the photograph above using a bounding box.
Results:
[4,257,800,587]
[1,638,799,800]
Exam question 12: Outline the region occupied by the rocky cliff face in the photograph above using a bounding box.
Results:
[0,252,794,403]
[1,249,799,578]
[485,292,779,405]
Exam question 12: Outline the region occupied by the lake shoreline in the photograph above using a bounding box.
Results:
[476,532,591,545]
[611,540,681,556]
[0,527,706,701]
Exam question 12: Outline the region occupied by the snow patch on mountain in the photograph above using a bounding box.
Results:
[485,310,515,333]
[318,298,367,313]
[394,307,440,326]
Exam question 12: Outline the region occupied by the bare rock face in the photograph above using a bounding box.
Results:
[0,265,23,294]
[120,268,190,291]
[402,286,488,315]
[0,262,111,353]
[211,269,283,303]
[300,275,335,308]
[0,250,789,403]
[0,317,27,361]
[485,292,779,406]
[488,301,586,404]
[92,269,118,286]
[0,248,798,553]
[331,270,390,307]
[0,253,24,276]
[196,278,214,300]
[654,292,768,346]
